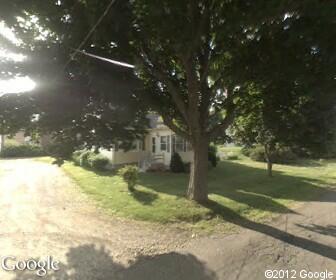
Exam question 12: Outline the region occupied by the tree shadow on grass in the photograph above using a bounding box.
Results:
[201,200,336,261]
[296,224,336,238]
[12,244,217,280]
[131,189,158,205]
[139,161,335,215]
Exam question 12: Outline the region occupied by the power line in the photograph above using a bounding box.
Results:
[60,0,118,74]
[70,0,117,60]
[71,48,135,69]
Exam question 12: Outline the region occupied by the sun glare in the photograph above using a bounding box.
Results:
[0,22,35,96]
[0,77,36,96]
[0,21,22,46]
[0,49,26,62]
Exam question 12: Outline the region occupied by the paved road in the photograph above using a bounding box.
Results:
[0,159,335,279]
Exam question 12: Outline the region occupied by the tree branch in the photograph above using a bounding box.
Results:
[138,45,190,125]
[161,114,190,140]
[207,88,236,137]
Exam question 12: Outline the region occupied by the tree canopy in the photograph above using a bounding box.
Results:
[0,0,335,202]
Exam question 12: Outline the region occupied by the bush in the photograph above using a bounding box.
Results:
[241,146,253,157]
[118,165,139,192]
[88,154,110,171]
[184,162,191,173]
[249,146,265,162]
[273,147,298,164]
[0,144,45,158]
[249,146,298,164]
[44,142,74,161]
[79,150,94,167]
[226,152,239,160]
[72,150,83,166]
[170,152,185,173]
[208,144,219,167]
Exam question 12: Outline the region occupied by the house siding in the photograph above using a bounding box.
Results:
[100,115,194,169]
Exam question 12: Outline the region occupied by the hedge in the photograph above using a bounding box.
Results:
[0,144,45,158]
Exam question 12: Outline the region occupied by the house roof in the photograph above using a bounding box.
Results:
[147,113,165,129]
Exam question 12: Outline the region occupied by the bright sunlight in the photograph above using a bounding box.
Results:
[0,21,35,95]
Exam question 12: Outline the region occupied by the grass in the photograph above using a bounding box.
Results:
[52,150,336,232]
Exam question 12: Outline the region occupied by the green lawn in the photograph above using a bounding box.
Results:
[56,153,336,232]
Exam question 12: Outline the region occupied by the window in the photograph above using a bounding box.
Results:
[138,138,146,151]
[160,136,167,151]
[152,137,156,153]
[114,143,119,152]
[167,135,170,152]
[172,135,187,152]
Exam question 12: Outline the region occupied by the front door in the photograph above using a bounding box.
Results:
[159,133,172,165]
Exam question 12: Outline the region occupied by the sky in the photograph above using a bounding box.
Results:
[0,21,36,96]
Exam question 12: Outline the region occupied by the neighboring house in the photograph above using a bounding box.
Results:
[0,131,51,151]
[100,114,193,170]
[0,135,4,152]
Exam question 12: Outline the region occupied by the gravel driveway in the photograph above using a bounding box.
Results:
[0,159,334,280]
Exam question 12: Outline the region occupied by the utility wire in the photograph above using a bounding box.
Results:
[70,0,117,60]
[71,48,135,69]
[59,0,118,75]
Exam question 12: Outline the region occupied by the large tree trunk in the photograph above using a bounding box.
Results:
[187,137,209,203]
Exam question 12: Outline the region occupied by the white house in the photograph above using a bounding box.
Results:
[100,114,193,170]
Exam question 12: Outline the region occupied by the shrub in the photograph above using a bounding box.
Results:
[72,150,83,166]
[249,146,298,164]
[118,165,139,192]
[241,146,253,157]
[249,146,266,162]
[208,144,219,167]
[0,144,45,158]
[44,142,74,161]
[273,147,298,164]
[88,154,110,171]
[170,152,185,173]
[226,152,239,160]
[184,162,191,173]
[79,150,95,167]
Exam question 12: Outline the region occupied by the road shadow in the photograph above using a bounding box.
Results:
[296,223,336,238]
[201,199,336,261]
[11,244,217,280]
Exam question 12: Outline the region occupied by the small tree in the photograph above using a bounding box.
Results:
[208,144,219,167]
[118,165,139,192]
[170,152,185,173]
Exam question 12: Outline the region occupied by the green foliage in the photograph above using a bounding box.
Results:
[0,144,45,158]
[249,146,266,162]
[170,152,185,173]
[208,144,219,167]
[118,165,139,192]
[1,0,336,200]
[79,150,95,167]
[72,150,83,166]
[184,162,191,173]
[226,152,239,160]
[249,146,298,164]
[72,150,110,171]
[44,140,76,163]
[87,154,110,171]
[241,146,252,157]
